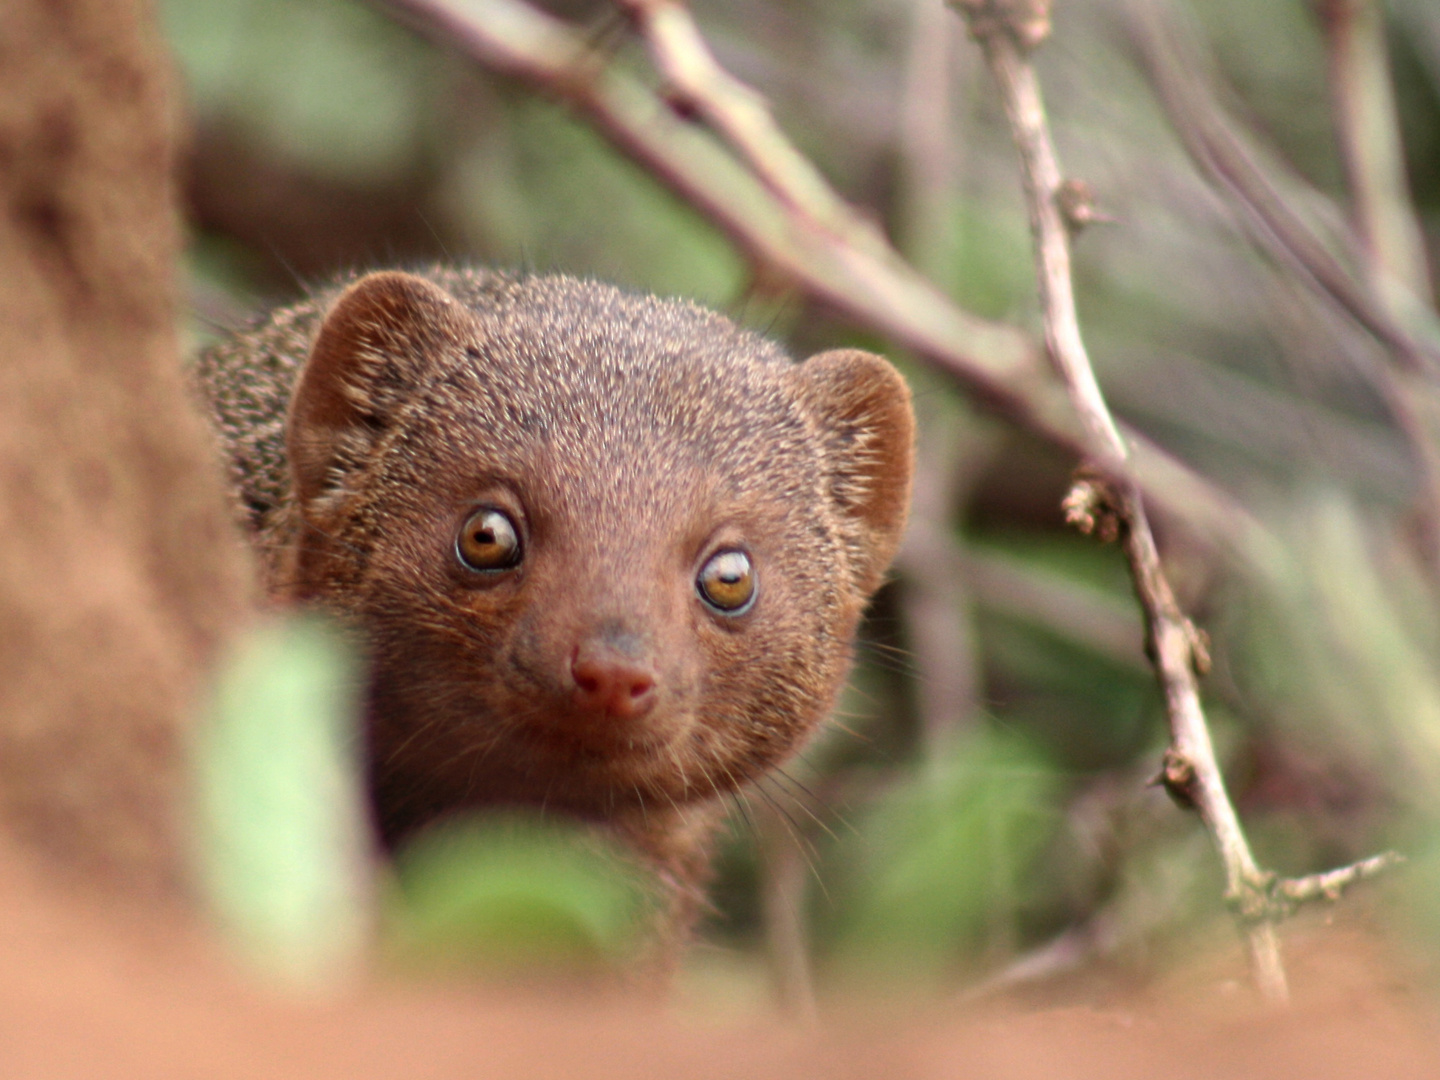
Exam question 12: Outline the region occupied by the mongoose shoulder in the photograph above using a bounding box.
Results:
[195,266,914,954]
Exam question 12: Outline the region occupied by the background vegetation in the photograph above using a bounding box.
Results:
[164,0,1440,1003]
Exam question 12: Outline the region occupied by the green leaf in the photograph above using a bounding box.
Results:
[192,615,372,990]
[386,814,650,975]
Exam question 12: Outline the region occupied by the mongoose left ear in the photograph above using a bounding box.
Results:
[793,348,915,596]
[287,271,478,518]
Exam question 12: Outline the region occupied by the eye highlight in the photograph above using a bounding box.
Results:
[455,507,522,572]
[697,549,756,615]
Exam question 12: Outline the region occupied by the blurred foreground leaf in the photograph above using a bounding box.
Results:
[386,814,650,975]
[193,615,372,990]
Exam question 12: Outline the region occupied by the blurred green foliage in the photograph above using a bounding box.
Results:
[169,0,1440,998]
[163,0,437,183]
[823,731,1065,981]
[447,99,745,302]
[385,814,650,975]
[193,615,371,989]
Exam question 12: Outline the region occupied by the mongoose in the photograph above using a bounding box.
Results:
[195,267,914,958]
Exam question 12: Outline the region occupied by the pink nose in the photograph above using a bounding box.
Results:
[570,646,658,719]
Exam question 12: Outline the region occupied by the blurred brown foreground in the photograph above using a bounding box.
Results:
[0,847,1435,1080]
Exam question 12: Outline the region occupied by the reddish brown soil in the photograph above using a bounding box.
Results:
[3,845,1434,1080]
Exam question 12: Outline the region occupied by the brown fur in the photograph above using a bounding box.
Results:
[196,268,913,952]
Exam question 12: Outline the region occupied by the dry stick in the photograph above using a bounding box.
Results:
[1272,851,1403,912]
[951,1,1286,1004]
[615,0,876,248]
[375,0,1283,577]
[953,1,1403,1002]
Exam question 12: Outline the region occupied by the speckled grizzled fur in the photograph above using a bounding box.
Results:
[195,266,914,961]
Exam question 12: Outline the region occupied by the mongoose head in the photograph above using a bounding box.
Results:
[283,270,914,842]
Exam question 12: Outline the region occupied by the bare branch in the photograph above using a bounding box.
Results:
[615,0,876,248]
[952,0,1311,1004]
[1271,850,1405,914]
[374,0,1284,575]
[960,6,1125,462]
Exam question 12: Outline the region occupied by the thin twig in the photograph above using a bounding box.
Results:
[1271,850,1405,914]
[950,0,1406,1004]
[615,0,878,250]
[374,0,1285,576]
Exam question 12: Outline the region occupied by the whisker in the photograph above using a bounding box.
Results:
[750,783,829,901]
[760,771,839,843]
[724,783,758,843]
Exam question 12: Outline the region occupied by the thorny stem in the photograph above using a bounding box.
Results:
[953,0,1398,1003]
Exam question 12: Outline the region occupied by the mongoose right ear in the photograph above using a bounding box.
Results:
[793,348,915,597]
[287,271,476,515]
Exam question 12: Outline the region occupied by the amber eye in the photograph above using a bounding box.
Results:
[697,549,756,615]
[455,507,522,572]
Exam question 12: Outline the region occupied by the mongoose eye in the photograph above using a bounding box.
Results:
[456,507,522,573]
[697,549,756,615]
